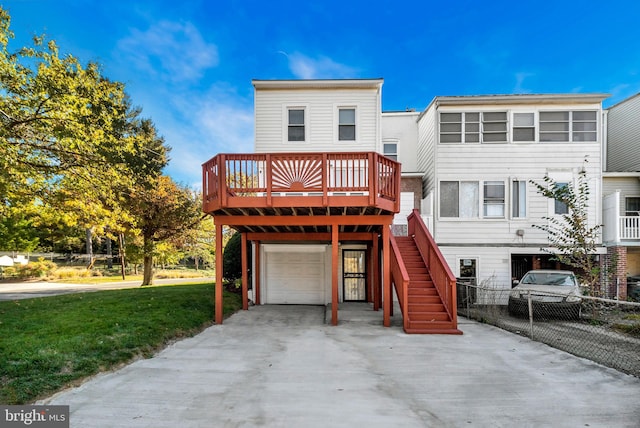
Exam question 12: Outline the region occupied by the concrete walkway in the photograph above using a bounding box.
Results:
[0,277,213,300]
[40,304,640,427]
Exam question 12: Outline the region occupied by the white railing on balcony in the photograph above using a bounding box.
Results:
[620,216,640,240]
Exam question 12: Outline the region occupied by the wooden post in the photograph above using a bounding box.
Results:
[331,225,339,326]
[215,222,224,324]
[373,233,380,311]
[382,225,391,327]
[241,233,248,310]
[254,241,261,305]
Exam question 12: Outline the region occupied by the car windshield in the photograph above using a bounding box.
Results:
[520,272,576,286]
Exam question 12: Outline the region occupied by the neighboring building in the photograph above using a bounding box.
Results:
[415,94,608,294]
[603,92,640,300]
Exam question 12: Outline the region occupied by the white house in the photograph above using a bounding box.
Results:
[410,94,608,294]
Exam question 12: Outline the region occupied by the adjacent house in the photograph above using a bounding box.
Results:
[414,94,608,297]
[202,78,623,333]
[603,92,640,300]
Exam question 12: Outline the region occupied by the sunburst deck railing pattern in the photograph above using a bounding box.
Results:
[202,152,400,213]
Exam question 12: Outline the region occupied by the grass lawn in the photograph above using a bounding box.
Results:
[0,282,242,404]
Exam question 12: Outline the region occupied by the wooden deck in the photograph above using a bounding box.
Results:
[202,152,401,228]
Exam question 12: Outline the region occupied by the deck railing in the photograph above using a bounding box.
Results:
[407,209,458,329]
[202,152,400,213]
[620,216,640,240]
[389,234,410,331]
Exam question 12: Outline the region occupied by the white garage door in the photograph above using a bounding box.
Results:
[264,247,326,304]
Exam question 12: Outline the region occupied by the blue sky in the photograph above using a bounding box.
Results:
[5,0,640,187]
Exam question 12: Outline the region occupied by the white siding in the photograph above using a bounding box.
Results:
[607,93,640,172]
[254,88,380,153]
[432,102,603,247]
[417,106,436,194]
[603,176,640,213]
[381,112,419,172]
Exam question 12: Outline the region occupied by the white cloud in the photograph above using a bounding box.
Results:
[158,87,254,189]
[514,72,534,93]
[284,52,358,79]
[117,20,218,82]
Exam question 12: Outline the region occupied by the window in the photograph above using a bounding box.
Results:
[439,112,506,143]
[288,108,305,142]
[483,181,505,217]
[554,182,569,214]
[339,108,356,141]
[626,197,640,216]
[482,112,507,142]
[513,113,535,141]
[383,142,397,160]
[540,111,597,142]
[572,111,597,142]
[440,181,479,218]
[512,180,527,218]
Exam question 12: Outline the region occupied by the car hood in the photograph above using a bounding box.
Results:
[510,284,581,302]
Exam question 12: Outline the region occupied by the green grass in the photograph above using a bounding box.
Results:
[0,283,241,404]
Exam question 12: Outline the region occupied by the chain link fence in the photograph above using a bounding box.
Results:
[456,279,640,377]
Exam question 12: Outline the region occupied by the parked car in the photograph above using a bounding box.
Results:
[508,270,582,319]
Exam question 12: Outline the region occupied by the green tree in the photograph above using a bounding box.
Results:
[0,7,169,245]
[531,167,602,296]
[129,176,202,286]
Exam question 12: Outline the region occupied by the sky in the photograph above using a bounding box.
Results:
[5,0,640,187]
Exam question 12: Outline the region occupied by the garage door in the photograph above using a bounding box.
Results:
[264,247,326,304]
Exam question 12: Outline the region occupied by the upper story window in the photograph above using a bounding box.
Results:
[440,112,507,143]
[625,197,640,216]
[483,181,505,217]
[338,108,356,141]
[554,182,569,214]
[513,113,535,142]
[539,111,597,142]
[383,141,397,160]
[512,180,527,218]
[288,108,305,142]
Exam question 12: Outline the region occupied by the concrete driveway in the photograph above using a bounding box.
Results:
[40,304,640,427]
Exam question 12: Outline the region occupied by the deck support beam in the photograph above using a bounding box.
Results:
[331,225,339,326]
[254,241,261,305]
[215,222,224,325]
[373,234,380,311]
[382,225,391,327]
[241,233,248,310]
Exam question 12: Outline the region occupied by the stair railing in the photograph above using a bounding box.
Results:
[407,209,458,329]
[389,233,410,331]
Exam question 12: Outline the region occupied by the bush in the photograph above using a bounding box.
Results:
[13,258,57,279]
[223,232,242,282]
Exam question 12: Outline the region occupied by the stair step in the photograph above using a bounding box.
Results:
[409,303,445,312]
[408,281,435,289]
[409,295,442,304]
[408,287,438,296]
[408,311,450,321]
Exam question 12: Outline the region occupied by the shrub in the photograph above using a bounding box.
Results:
[14,258,57,279]
[223,232,242,282]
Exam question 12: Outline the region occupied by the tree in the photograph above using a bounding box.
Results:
[531,167,602,296]
[129,176,202,286]
[0,7,169,249]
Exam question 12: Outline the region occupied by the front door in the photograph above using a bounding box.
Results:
[343,250,367,301]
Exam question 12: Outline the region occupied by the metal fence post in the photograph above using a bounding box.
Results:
[466,282,470,317]
[527,291,534,340]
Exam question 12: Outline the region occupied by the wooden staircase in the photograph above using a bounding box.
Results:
[394,236,462,334]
